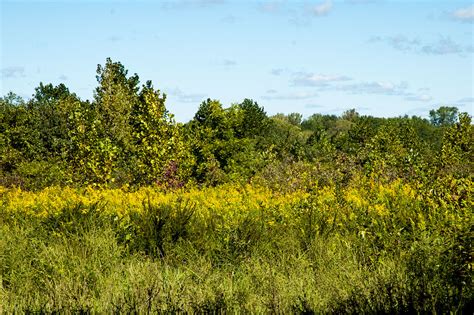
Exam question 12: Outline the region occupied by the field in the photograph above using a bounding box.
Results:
[1,176,472,313]
[1,59,473,313]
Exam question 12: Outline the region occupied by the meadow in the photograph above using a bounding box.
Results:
[1,59,472,313]
[1,175,472,313]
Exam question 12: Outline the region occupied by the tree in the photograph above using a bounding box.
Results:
[341,108,360,122]
[301,113,338,133]
[130,81,192,186]
[266,115,309,159]
[236,98,268,138]
[440,112,473,177]
[187,99,233,184]
[94,57,140,149]
[29,82,82,158]
[0,93,28,180]
[194,98,226,128]
[429,106,459,126]
[273,113,303,126]
[67,59,141,185]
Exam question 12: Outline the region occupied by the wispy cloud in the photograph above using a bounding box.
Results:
[261,91,318,100]
[457,97,474,103]
[107,35,122,42]
[161,0,225,10]
[421,37,469,55]
[369,35,421,52]
[291,72,351,87]
[270,67,435,102]
[222,59,237,66]
[305,103,323,109]
[338,81,434,103]
[270,68,285,76]
[370,35,473,56]
[58,75,68,81]
[405,106,433,116]
[345,0,379,4]
[220,14,237,23]
[405,94,433,102]
[167,87,206,103]
[451,5,474,22]
[309,0,333,17]
[258,1,282,13]
[1,66,26,79]
[339,81,409,96]
[258,0,333,26]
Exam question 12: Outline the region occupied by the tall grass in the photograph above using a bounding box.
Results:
[0,180,472,313]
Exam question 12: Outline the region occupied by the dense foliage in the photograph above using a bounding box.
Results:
[2,59,470,190]
[0,59,472,313]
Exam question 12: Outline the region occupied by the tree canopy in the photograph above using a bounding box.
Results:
[0,59,471,190]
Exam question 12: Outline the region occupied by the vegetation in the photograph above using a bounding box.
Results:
[0,59,472,313]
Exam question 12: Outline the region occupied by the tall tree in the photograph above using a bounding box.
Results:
[68,58,141,185]
[429,106,459,126]
[29,82,81,158]
[130,81,192,186]
[94,57,140,149]
[236,98,268,139]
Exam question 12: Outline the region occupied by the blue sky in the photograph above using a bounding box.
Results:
[1,0,473,122]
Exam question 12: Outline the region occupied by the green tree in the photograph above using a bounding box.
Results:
[82,58,140,184]
[429,106,459,126]
[94,57,140,149]
[130,81,192,186]
[0,93,29,185]
[235,98,268,139]
[68,58,141,185]
[29,82,82,158]
[186,99,233,184]
[301,113,338,133]
[341,108,360,122]
[440,112,473,177]
[266,115,309,159]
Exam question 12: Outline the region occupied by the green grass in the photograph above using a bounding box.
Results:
[0,199,472,313]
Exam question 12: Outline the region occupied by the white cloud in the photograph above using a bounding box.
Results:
[161,0,225,10]
[387,35,421,51]
[271,67,435,102]
[370,35,473,56]
[421,37,464,55]
[107,35,121,42]
[222,59,237,66]
[258,0,332,25]
[1,66,26,79]
[345,0,378,3]
[369,35,422,52]
[270,68,285,76]
[339,81,409,96]
[451,5,474,22]
[405,94,433,102]
[259,1,282,13]
[261,91,318,100]
[457,97,474,103]
[305,103,323,109]
[220,15,237,23]
[292,72,351,86]
[310,0,332,16]
[167,87,206,103]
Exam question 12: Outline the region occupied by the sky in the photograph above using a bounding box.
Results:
[1,0,473,122]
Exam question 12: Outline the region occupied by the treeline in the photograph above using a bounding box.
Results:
[1,58,472,190]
